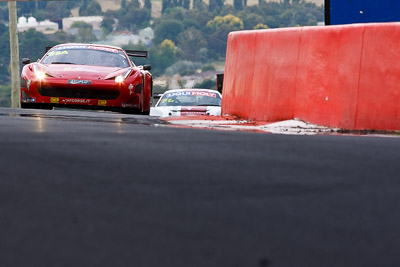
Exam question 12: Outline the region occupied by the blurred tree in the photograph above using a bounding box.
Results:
[206,14,243,56]
[19,28,57,62]
[117,0,151,30]
[209,0,225,13]
[206,14,244,31]
[150,39,176,76]
[0,3,8,23]
[193,0,206,10]
[79,0,103,16]
[0,23,10,83]
[101,16,115,35]
[253,23,269,29]
[239,12,265,29]
[45,1,72,19]
[162,0,173,13]
[234,0,243,10]
[70,21,97,42]
[153,19,184,44]
[145,0,152,11]
[183,0,190,9]
[177,27,207,61]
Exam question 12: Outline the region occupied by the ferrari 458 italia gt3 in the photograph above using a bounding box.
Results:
[20,43,152,114]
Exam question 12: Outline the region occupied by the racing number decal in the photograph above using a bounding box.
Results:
[98,100,107,106]
[48,51,68,57]
[50,97,59,103]
[161,99,175,104]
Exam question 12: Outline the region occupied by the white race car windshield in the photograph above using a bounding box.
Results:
[158,91,221,107]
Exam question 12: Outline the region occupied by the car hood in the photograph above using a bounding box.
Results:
[40,64,125,80]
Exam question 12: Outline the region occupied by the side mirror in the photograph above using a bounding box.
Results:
[143,65,151,71]
[22,58,31,64]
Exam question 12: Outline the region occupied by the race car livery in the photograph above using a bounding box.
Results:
[150,89,222,117]
[20,43,152,114]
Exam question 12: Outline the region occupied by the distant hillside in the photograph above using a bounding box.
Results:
[97,0,324,18]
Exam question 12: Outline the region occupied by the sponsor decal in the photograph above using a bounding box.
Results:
[56,45,87,50]
[62,99,91,104]
[166,91,217,98]
[191,91,217,97]
[67,80,91,85]
[54,46,118,53]
[87,46,118,53]
[98,100,107,106]
[166,91,191,97]
[47,51,68,57]
[50,97,59,103]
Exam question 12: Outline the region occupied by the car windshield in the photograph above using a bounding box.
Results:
[158,91,221,107]
[41,45,130,68]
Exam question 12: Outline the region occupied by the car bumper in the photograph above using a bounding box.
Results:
[21,79,142,109]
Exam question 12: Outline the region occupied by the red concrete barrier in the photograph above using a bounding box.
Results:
[356,23,400,130]
[222,23,400,131]
[294,25,363,129]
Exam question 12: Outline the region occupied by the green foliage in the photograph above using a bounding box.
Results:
[44,1,72,20]
[193,0,206,11]
[234,0,243,11]
[209,0,225,13]
[153,84,169,94]
[253,23,269,30]
[79,0,103,16]
[177,27,207,61]
[239,12,265,29]
[162,0,191,13]
[145,0,152,11]
[153,19,184,44]
[70,22,97,43]
[16,1,71,21]
[206,14,243,57]
[0,23,10,83]
[165,60,201,76]
[0,84,11,107]
[201,64,216,72]
[19,29,57,62]
[206,14,244,31]
[117,0,151,31]
[101,16,115,35]
[0,3,9,23]
[194,78,216,89]
[149,39,176,76]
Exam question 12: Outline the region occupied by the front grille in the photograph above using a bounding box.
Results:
[38,85,120,100]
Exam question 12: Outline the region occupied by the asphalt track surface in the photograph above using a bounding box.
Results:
[1,107,400,267]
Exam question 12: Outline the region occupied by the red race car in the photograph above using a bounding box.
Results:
[20,43,152,114]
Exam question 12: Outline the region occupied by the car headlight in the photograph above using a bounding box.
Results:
[33,64,46,81]
[115,75,124,83]
[36,71,46,80]
[114,69,132,83]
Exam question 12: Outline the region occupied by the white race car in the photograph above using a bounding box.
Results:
[150,89,222,117]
